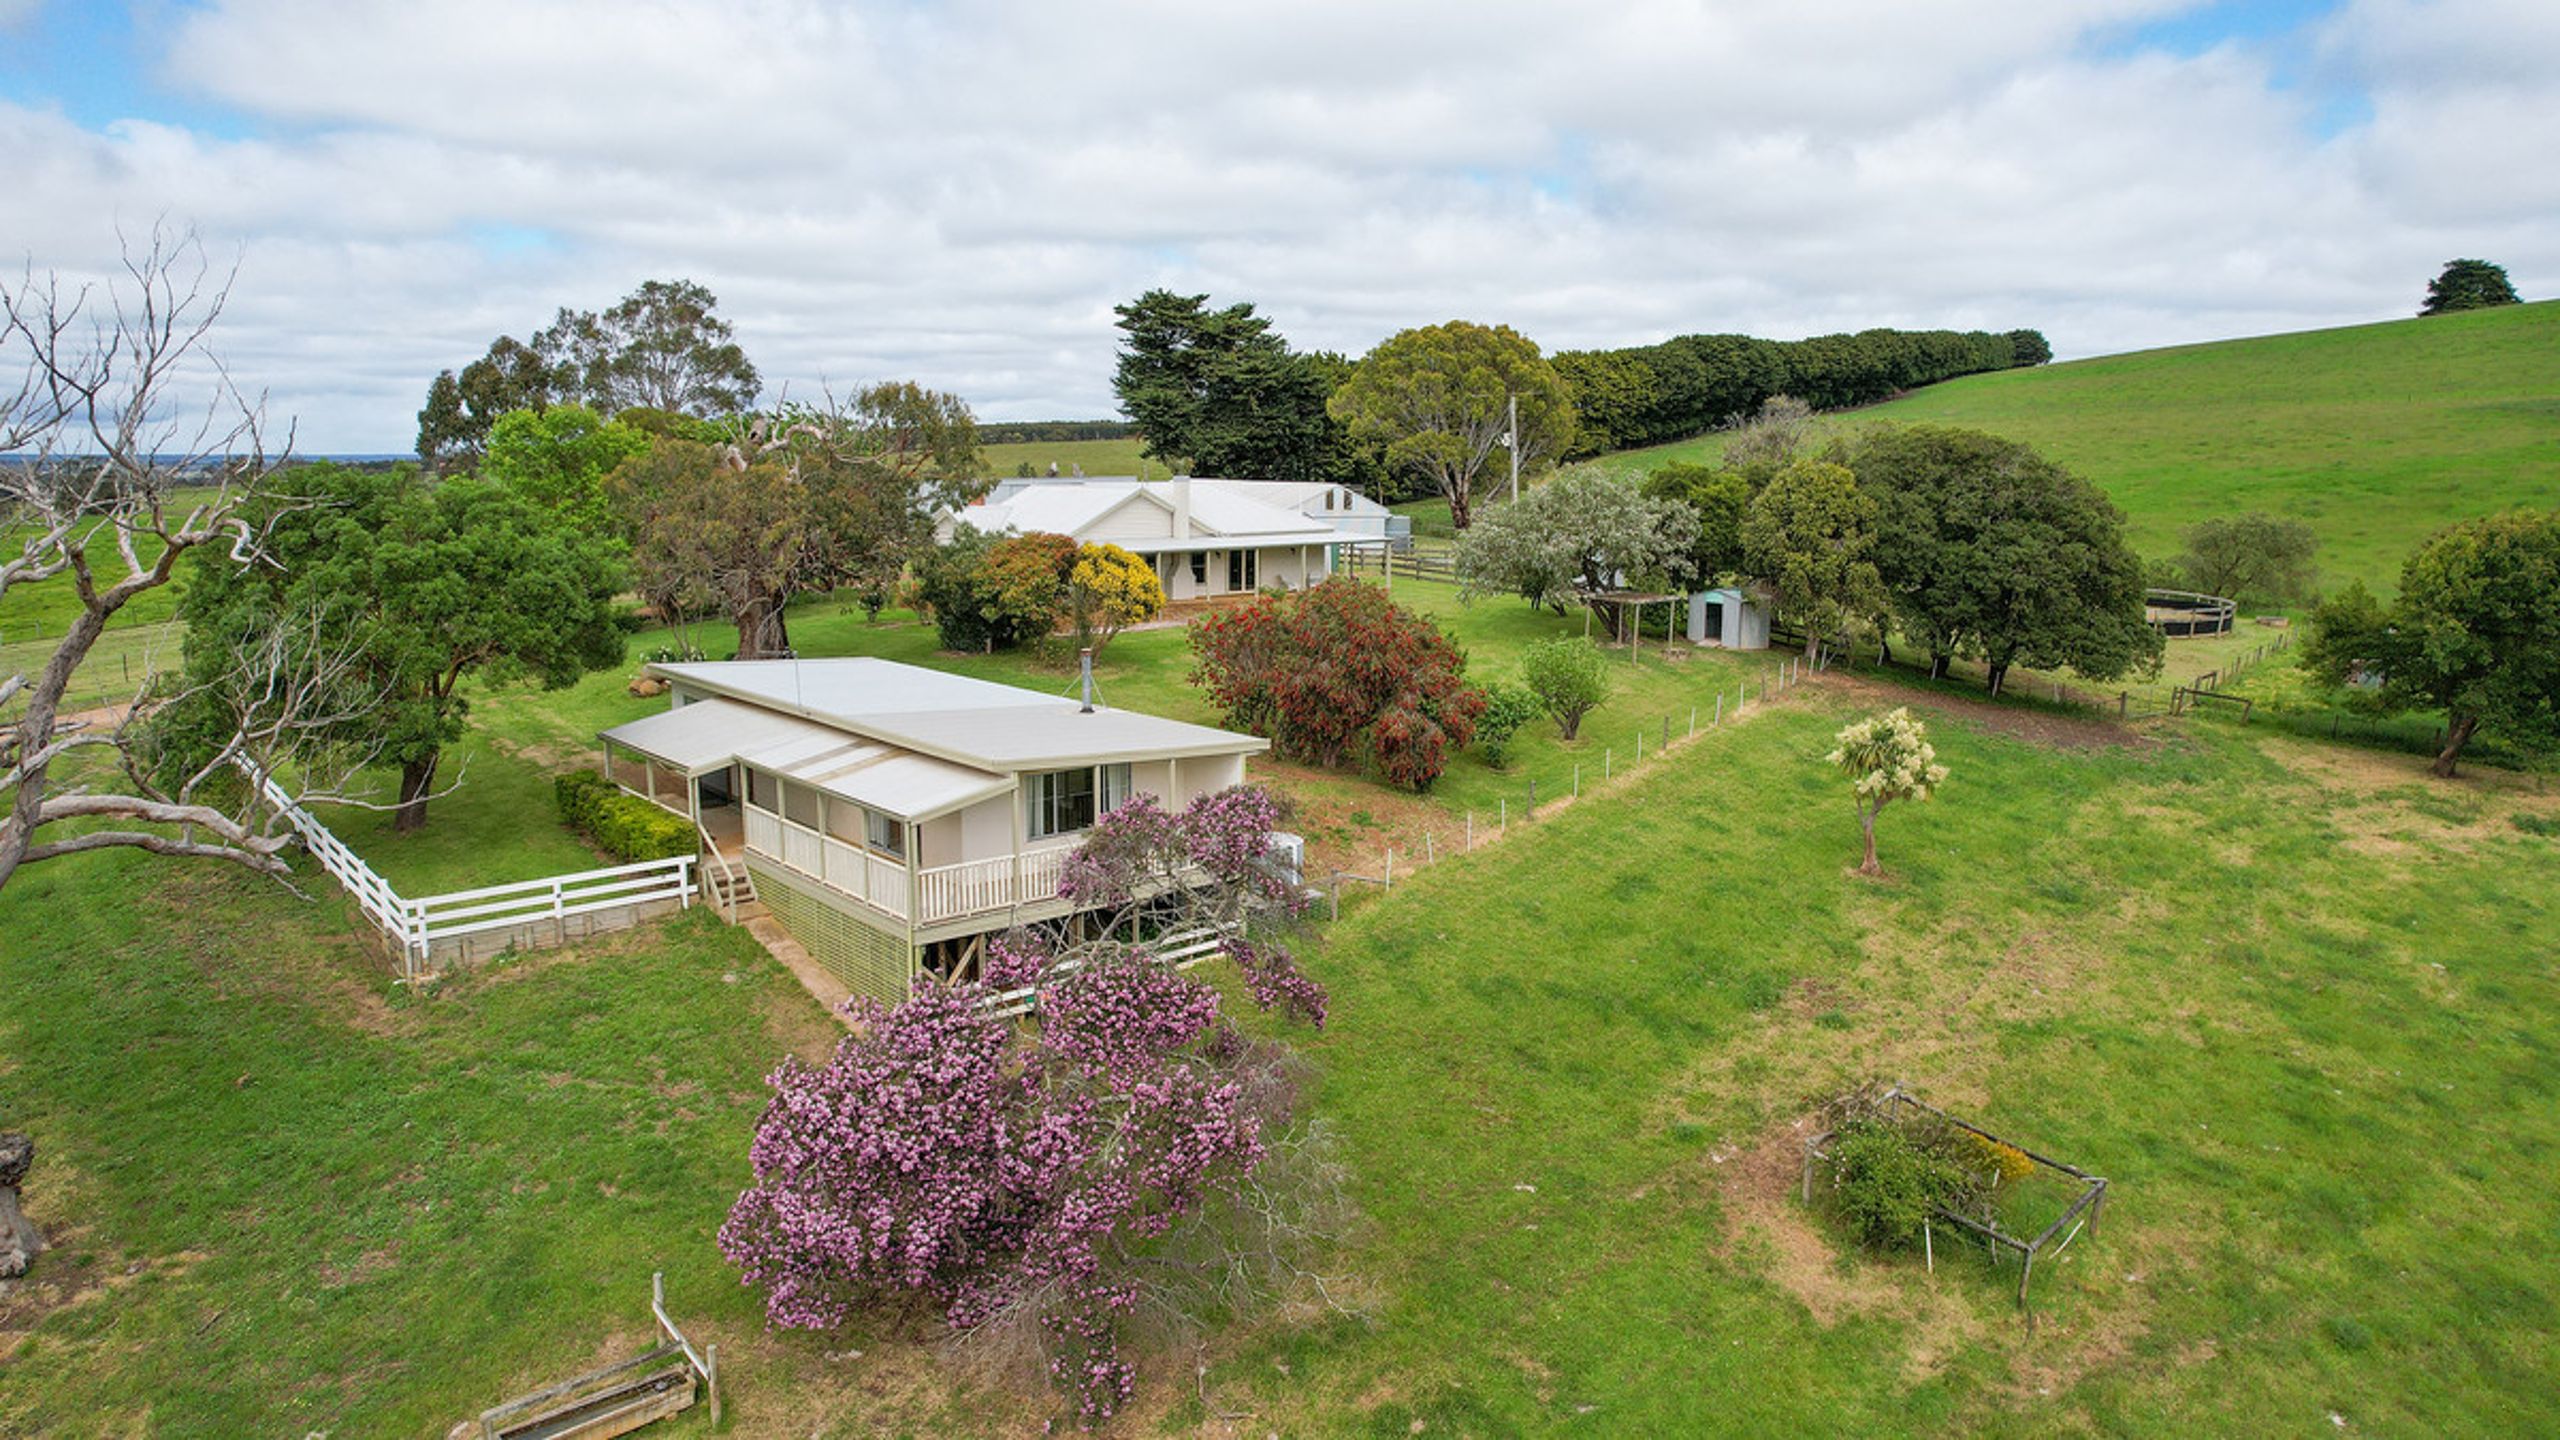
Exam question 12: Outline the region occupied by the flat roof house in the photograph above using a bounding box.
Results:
[948,476,1386,603]
[596,658,1266,1002]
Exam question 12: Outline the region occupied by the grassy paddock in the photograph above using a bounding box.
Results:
[975,436,1165,480]
[1597,301,2560,594]
[5,677,2556,1435]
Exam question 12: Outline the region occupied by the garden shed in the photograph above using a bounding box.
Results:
[1688,587,1771,650]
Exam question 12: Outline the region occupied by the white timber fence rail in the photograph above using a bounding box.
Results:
[240,760,698,983]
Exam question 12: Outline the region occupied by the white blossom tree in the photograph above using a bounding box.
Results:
[1451,465,1698,638]
[1826,707,1949,877]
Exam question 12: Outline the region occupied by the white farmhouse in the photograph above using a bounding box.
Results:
[951,476,1396,602]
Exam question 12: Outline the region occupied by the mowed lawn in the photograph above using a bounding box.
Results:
[1599,300,2560,594]
[5,666,2557,1435]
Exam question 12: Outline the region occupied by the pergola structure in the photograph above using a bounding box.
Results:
[1578,588,1691,658]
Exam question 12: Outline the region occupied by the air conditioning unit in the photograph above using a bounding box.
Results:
[1265,830,1306,886]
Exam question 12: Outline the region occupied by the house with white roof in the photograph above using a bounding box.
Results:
[596,657,1266,1001]
[948,476,1389,602]
[987,473,1411,552]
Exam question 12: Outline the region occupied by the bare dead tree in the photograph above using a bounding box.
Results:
[0,228,383,892]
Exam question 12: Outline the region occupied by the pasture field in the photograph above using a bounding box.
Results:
[976,435,1163,480]
[1599,300,2560,594]
[4,650,2556,1435]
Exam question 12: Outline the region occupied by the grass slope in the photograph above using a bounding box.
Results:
[1603,301,2560,593]
[975,436,1165,480]
[6,684,2557,1435]
[1214,690,2560,1436]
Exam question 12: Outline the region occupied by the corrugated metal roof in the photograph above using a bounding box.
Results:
[647,659,1267,774]
[600,693,1020,821]
[596,697,826,777]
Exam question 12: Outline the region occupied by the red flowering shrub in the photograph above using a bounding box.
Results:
[1189,576,1485,791]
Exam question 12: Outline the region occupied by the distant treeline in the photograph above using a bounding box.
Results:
[1556,326,2050,456]
[976,419,1138,445]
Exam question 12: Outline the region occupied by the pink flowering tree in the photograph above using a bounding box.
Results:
[721,786,1347,1423]
[1055,785,1327,1027]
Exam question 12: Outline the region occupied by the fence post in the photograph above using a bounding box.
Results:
[1714,693,1723,725]
[1689,706,1696,736]
[1636,731,1644,762]
[1605,749,1612,780]
[1466,812,1474,851]
[1499,798,1507,831]
[2118,691,2128,719]
[1385,849,1393,890]
[1425,830,1435,865]
[1528,779,1537,814]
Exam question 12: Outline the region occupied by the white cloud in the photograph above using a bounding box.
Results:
[3,0,2554,448]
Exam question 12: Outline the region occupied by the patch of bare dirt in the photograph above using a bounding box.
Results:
[2261,734,2560,861]
[1816,672,2145,751]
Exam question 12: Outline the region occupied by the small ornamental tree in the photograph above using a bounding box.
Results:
[721,787,1343,1424]
[1826,707,1949,877]
[906,525,1073,652]
[1065,542,1166,655]
[1473,680,1543,768]
[1189,576,1486,791]
[1519,637,1610,740]
[978,530,1080,641]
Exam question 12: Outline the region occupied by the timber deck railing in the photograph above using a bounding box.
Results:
[741,806,1076,927]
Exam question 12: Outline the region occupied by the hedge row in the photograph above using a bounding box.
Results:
[1556,326,2050,455]
[555,769,697,862]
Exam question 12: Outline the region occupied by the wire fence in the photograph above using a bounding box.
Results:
[1312,650,1829,914]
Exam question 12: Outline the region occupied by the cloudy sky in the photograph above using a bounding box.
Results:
[3,0,2554,452]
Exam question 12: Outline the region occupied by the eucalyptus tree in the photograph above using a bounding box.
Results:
[1,231,387,891]
[1327,320,1573,530]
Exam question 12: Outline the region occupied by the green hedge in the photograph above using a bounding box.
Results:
[555,769,697,863]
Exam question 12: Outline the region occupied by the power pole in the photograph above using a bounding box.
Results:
[1507,391,1520,503]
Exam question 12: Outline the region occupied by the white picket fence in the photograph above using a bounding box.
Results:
[243,762,697,981]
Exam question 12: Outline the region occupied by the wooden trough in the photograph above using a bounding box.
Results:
[466,1273,720,1440]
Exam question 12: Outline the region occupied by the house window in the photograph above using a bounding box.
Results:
[865,809,906,858]
[1188,551,1208,587]
[1323,489,1334,511]
[822,796,865,845]
[1228,548,1257,591]
[745,767,776,812]
[1025,763,1132,840]
[781,779,821,830]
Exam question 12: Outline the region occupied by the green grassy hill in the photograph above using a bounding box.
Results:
[976,435,1165,480]
[1603,301,2560,593]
